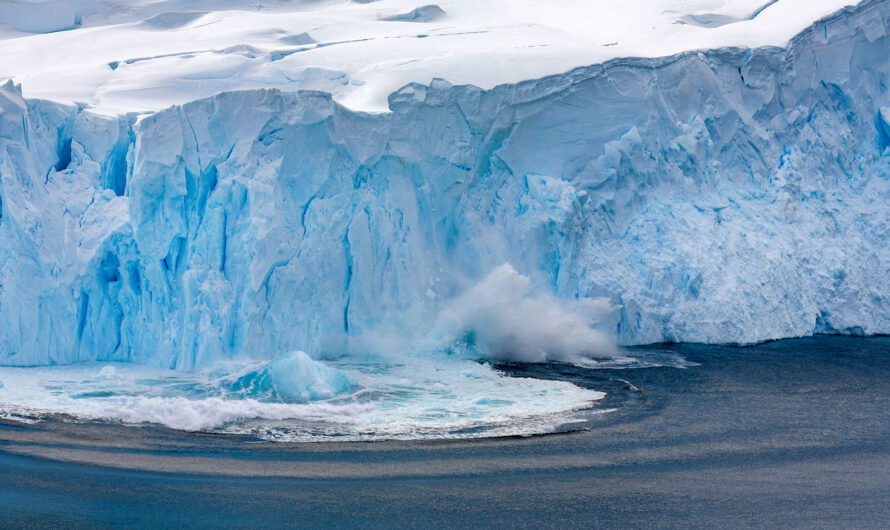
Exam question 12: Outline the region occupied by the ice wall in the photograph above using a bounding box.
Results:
[1,0,889,368]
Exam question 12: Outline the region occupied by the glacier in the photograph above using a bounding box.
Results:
[0,0,859,115]
[0,0,889,372]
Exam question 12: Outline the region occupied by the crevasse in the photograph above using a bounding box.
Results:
[1,0,889,369]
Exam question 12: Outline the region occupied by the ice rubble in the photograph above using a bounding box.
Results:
[0,0,888,369]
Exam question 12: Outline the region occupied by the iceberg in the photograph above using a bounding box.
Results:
[0,0,889,372]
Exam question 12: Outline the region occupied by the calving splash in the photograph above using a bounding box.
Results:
[0,266,618,441]
[430,264,616,364]
[0,356,606,441]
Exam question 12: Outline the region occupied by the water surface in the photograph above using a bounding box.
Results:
[0,336,888,527]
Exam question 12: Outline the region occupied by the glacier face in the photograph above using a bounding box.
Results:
[1,0,889,369]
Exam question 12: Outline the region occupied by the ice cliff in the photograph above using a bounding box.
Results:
[1,0,889,368]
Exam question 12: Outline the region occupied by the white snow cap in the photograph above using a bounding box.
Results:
[0,0,859,115]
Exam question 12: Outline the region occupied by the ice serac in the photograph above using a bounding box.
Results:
[1,0,889,368]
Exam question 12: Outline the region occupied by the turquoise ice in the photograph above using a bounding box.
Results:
[0,1,889,370]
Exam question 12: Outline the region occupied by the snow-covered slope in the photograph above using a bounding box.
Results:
[1,0,889,369]
[0,0,860,114]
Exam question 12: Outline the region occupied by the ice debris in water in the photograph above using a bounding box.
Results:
[229,351,351,403]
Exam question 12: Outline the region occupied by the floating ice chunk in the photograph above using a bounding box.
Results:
[230,352,350,403]
[98,366,117,379]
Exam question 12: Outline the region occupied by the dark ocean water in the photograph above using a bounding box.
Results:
[0,335,889,528]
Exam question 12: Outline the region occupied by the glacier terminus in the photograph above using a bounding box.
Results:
[0,0,888,441]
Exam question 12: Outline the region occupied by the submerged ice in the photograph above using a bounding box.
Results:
[230,351,351,403]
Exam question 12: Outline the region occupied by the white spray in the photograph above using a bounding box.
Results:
[430,263,617,364]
